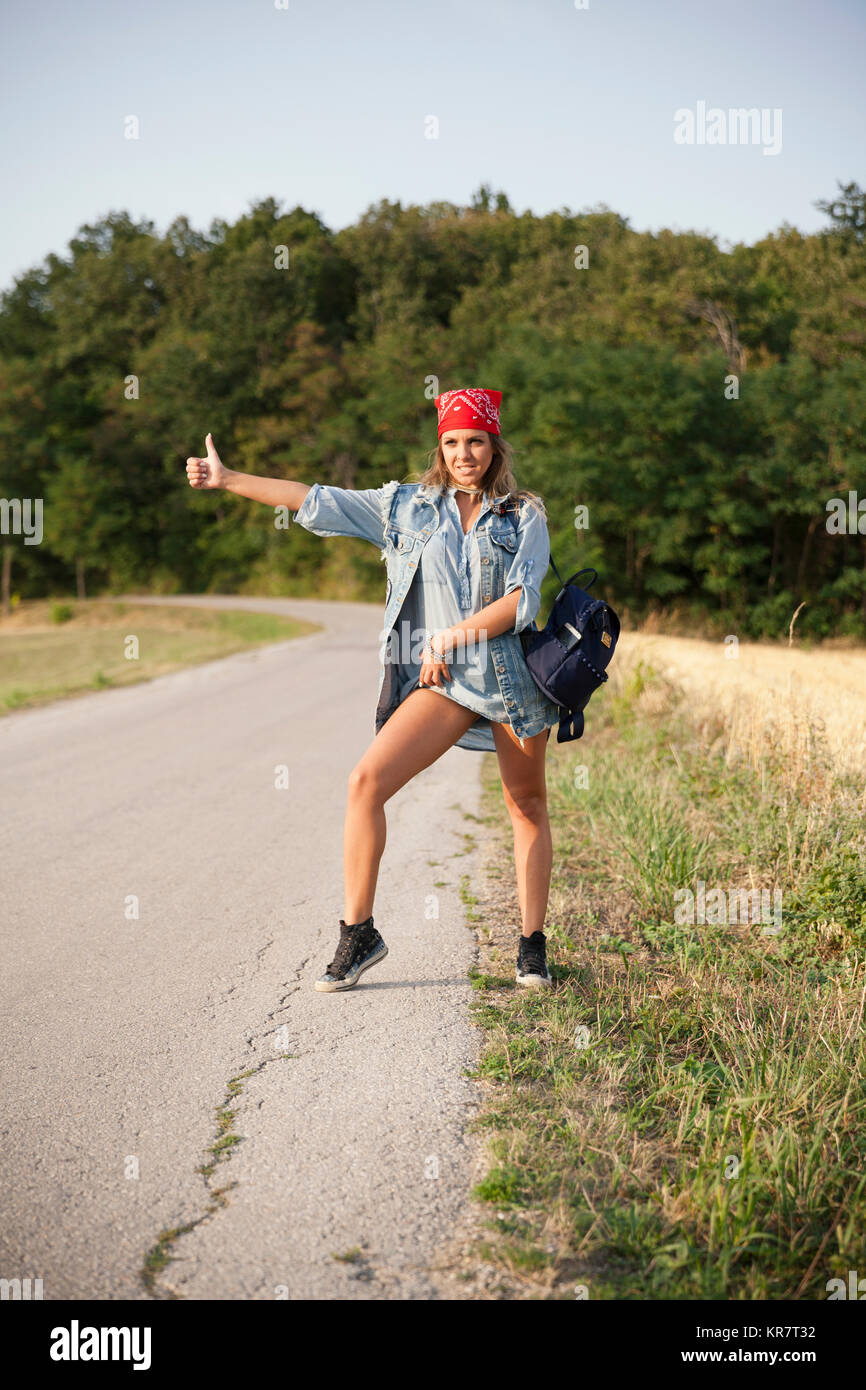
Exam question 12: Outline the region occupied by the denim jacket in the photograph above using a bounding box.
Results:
[291,479,559,750]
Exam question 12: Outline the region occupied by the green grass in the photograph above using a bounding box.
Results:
[463,655,866,1299]
[0,600,321,715]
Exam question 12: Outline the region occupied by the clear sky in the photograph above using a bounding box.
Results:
[1,0,863,294]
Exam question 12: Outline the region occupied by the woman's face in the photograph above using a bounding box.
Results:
[440,429,495,489]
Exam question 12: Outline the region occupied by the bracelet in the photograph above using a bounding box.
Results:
[423,636,447,662]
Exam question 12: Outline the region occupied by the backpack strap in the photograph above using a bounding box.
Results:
[557,708,585,742]
[555,566,598,599]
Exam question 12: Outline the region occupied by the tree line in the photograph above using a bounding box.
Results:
[1,180,864,639]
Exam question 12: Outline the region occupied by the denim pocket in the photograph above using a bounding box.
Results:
[489,529,518,554]
[385,528,416,554]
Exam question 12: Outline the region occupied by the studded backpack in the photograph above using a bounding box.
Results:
[504,504,620,743]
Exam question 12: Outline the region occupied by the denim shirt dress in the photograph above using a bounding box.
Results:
[290,479,562,752]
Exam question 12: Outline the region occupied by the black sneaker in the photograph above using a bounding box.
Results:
[314,916,388,992]
[516,930,552,988]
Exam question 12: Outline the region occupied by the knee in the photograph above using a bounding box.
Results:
[506,790,548,824]
[347,763,385,805]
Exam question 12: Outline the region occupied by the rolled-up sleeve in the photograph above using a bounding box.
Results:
[501,500,550,634]
[292,480,400,548]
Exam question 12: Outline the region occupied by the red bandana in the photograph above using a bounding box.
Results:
[435,387,502,437]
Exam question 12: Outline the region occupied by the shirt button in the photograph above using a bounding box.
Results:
[481,557,490,565]
[507,700,515,708]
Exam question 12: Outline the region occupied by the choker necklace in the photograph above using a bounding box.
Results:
[450,482,485,495]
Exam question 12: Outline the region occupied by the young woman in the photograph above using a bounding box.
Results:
[185,387,561,993]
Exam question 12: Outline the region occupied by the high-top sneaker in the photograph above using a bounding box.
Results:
[314,916,388,992]
[516,930,552,988]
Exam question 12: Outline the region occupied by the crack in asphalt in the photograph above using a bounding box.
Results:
[139,946,481,1299]
[139,955,309,1300]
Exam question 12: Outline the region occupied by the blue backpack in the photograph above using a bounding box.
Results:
[517,559,620,743]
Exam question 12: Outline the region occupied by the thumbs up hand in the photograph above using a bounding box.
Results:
[186,433,228,490]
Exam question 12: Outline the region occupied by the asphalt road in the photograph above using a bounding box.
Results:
[0,596,487,1300]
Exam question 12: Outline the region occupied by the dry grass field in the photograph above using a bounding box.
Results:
[618,631,866,792]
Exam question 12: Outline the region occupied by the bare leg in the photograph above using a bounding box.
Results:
[343,689,479,923]
[490,722,553,936]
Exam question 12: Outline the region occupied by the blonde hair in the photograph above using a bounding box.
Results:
[409,434,547,519]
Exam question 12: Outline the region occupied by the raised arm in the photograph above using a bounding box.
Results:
[185,434,310,511]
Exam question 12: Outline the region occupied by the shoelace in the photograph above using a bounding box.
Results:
[326,932,357,978]
[519,936,547,976]
[327,920,374,978]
